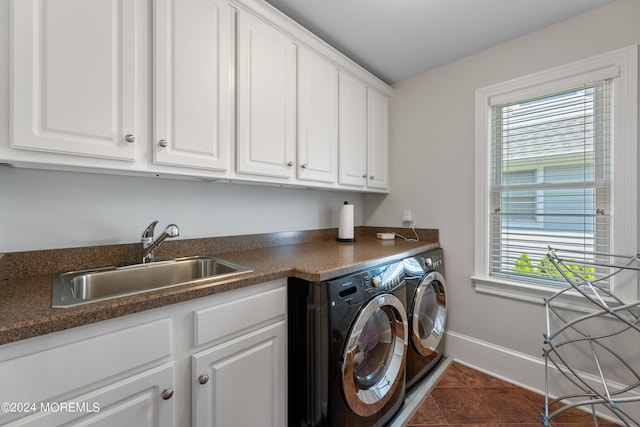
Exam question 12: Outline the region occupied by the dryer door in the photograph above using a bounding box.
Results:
[340,293,408,417]
[410,271,447,356]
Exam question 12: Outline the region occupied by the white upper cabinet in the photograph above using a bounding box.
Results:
[6,0,391,190]
[366,88,390,190]
[236,10,297,179]
[338,73,368,188]
[10,0,138,161]
[338,73,390,191]
[297,47,338,183]
[153,0,233,171]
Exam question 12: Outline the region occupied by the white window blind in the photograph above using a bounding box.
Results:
[489,80,612,285]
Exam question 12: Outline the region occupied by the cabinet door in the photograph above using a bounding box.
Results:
[153,0,232,171]
[10,0,138,161]
[236,11,296,179]
[0,318,172,410]
[3,364,175,427]
[366,89,390,190]
[192,321,286,427]
[297,47,338,183]
[338,73,368,188]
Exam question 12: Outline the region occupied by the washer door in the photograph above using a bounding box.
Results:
[411,271,447,357]
[341,293,408,417]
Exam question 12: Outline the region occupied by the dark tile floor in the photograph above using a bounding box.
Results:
[405,361,619,426]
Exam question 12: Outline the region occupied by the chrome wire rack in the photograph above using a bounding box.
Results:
[542,246,640,426]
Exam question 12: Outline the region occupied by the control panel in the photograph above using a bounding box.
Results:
[424,253,443,269]
[330,260,406,306]
[362,261,404,293]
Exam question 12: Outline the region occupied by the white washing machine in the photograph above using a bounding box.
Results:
[403,248,447,390]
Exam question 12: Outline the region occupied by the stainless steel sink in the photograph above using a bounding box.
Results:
[52,256,253,307]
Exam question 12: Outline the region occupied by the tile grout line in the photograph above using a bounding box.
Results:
[389,355,454,427]
[428,389,451,426]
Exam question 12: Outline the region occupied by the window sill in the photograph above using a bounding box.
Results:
[471,274,620,314]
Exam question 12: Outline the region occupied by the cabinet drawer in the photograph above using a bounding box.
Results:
[194,285,286,347]
[0,318,172,406]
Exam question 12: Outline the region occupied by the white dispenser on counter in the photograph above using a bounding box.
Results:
[337,201,355,242]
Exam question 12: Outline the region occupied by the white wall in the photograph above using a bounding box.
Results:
[0,167,363,252]
[365,0,640,405]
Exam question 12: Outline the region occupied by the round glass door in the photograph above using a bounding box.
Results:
[341,293,407,417]
[411,271,447,356]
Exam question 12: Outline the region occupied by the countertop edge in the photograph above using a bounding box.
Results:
[0,237,439,345]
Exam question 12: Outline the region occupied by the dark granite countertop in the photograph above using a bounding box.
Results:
[0,227,439,345]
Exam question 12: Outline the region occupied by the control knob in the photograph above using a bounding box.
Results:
[371,276,382,287]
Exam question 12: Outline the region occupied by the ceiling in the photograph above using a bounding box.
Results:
[263,0,617,84]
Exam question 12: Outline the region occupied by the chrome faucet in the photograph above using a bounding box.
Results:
[141,220,180,263]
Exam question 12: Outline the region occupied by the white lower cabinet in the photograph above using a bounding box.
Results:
[3,363,175,427]
[0,280,286,427]
[192,321,286,427]
[191,280,287,427]
[0,317,174,426]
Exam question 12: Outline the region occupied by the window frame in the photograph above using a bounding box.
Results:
[473,46,638,308]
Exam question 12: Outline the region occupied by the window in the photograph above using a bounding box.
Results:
[491,83,609,285]
[474,46,638,304]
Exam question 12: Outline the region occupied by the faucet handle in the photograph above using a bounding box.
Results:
[164,224,180,237]
[142,220,159,239]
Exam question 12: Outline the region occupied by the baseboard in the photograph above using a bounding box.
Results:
[444,330,640,424]
[444,330,547,393]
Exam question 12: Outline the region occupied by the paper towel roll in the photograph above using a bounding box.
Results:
[338,201,355,242]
